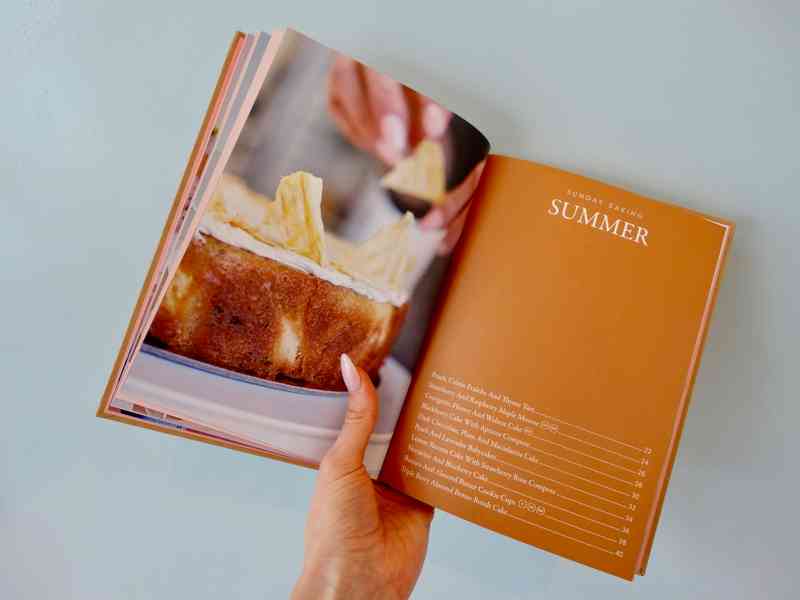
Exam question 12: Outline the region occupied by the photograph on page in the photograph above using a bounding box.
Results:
[113,30,489,474]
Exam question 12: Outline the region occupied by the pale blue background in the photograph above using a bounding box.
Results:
[2,1,798,598]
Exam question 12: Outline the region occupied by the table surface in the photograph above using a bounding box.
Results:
[2,1,798,598]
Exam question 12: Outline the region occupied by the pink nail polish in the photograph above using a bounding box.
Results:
[423,104,449,138]
[340,354,362,392]
[379,114,407,157]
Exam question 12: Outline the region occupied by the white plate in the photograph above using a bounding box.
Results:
[116,345,411,475]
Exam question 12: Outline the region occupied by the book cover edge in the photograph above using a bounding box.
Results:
[96,31,246,419]
[635,219,735,575]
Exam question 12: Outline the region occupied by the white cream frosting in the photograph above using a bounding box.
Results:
[198,173,411,306]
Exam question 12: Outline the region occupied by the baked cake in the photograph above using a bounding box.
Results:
[148,172,414,391]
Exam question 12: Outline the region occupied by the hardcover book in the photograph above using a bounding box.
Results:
[98,29,733,579]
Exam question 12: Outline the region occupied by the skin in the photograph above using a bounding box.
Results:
[328,56,485,254]
[292,356,434,600]
[328,55,452,166]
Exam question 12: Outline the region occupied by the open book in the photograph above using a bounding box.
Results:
[98,29,734,580]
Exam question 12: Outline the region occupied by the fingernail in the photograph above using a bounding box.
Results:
[423,104,449,138]
[379,114,407,157]
[340,353,362,392]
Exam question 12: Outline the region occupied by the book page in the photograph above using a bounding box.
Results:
[97,32,249,416]
[379,155,733,578]
[114,31,273,388]
[99,29,490,477]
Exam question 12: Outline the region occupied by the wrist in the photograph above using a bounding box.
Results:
[292,563,401,600]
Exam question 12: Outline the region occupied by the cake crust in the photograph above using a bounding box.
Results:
[148,234,407,391]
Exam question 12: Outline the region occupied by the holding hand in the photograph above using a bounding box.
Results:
[292,354,434,600]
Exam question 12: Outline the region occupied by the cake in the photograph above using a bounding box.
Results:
[148,172,414,391]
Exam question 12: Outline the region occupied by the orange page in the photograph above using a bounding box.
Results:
[379,155,733,579]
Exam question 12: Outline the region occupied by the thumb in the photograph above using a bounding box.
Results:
[324,354,379,473]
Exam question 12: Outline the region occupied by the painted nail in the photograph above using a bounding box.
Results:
[377,114,407,161]
[340,353,362,392]
[423,104,450,138]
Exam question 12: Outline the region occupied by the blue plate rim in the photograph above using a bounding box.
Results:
[140,343,347,398]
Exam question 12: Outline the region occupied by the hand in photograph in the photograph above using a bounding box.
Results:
[328,56,486,255]
[328,55,452,166]
[420,158,486,254]
[292,354,434,600]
